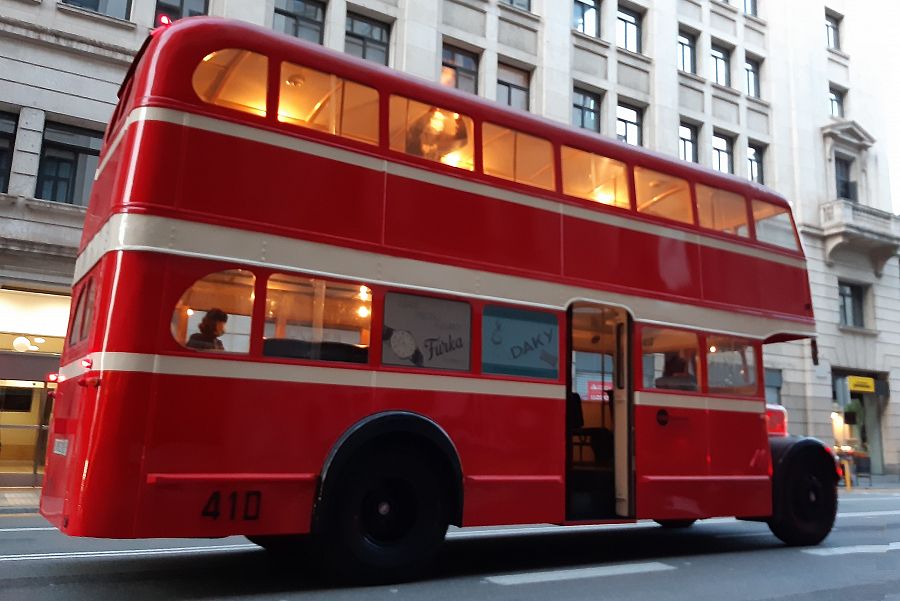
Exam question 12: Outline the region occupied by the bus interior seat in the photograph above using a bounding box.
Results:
[263,338,368,363]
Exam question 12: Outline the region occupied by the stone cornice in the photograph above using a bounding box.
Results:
[0,13,138,65]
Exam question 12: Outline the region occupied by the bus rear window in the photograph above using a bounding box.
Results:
[696,184,749,237]
[561,146,630,209]
[389,96,474,170]
[482,123,555,191]
[193,49,268,117]
[634,167,693,225]
[752,200,799,251]
[67,280,95,347]
[278,62,379,144]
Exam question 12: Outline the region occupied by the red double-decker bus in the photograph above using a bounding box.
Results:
[41,17,837,582]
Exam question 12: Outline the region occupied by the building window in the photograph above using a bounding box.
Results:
[747,143,764,183]
[36,123,103,207]
[154,0,206,25]
[712,133,733,174]
[273,0,325,44]
[677,31,696,74]
[572,87,602,132]
[838,282,865,328]
[574,0,599,37]
[345,13,390,65]
[0,113,15,194]
[745,57,761,98]
[500,0,530,10]
[63,0,131,20]
[826,11,842,50]
[835,156,857,201]
[744,0,758,17]
[497,63,530,111]
[616,8,641,53]
[679,122,697,163]
[764,368,783,405]
[711,45,731,86]
[441,45,478,94]
[829,86,845,118]
[616,103,642,146]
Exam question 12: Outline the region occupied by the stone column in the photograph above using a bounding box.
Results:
[7,107,45,199]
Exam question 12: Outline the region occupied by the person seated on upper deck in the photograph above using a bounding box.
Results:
[406,106,469,162]
[186,308,228,351]
[655,351,697,391]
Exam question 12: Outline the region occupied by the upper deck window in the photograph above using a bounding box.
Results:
[561,146,631,210]
[634,167,693,225]
[389,96,474,171]
[482,123,554,190]
[752,200,799,251]
[192,49,268,117]
[696,184,749,237]
[279,62,379,145]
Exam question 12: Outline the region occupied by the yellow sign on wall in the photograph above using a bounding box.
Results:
[847,376,876,393]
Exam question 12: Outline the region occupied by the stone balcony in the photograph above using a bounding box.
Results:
[819,199,900,276]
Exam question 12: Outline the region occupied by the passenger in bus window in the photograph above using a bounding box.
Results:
[407,107,468,161]
[655,351,697,391]
[186,308,228,351]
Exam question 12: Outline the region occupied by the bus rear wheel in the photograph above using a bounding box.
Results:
[768,456,837,546]
[318,445,449,584]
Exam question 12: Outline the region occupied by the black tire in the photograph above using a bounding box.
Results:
[768,455,837,546]
[317,445,450,584]
[655,519,697,529]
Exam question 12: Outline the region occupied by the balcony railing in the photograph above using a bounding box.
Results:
[820,199,900,276]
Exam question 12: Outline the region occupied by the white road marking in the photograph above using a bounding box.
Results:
[837,510,900,518]
[486,561,676,585]
[0,527,56,533]
[447,518,738,540]
[804,542,900,557]
[0,544,256,562]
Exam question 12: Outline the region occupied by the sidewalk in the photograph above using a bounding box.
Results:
[0,488,41,514]
[839,472,900,493]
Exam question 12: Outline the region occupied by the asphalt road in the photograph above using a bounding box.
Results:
[2,490,900,601]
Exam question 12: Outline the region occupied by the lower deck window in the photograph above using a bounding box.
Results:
[481,305,558,379]
[263,274,371,363]
[382,292,470,370]
[171,269,255,353]
[641,327,700,391]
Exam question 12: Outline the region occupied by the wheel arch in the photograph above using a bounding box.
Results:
[313,411,464,531]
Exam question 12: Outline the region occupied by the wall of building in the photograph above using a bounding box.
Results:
[0,0,898,471]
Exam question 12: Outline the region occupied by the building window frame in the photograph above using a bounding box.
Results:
[711,44,731,87]
[829,86,845,118]
[497,63,530,111]
[745,56,761,98]
[616,8,642,54]
[345,12,390,65]
[835,155,857,201]
[838,281,865,328]
[36,123,103,207]
[0,112,16,194]
[747,143,764,184]
[441,44,479,94]
[712,132,733,174]
[273,0,326,44]
[500,0,531,11]
[572,87,602,132]
[62,0,132,20]
[826,11,842,51]
[679,122,698,163]
[677,31,696,74]
[573,0,600,37]
[154,0,207,25]
[616,102,642,146]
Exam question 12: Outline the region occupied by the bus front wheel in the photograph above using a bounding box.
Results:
[318,445,449,583]
[768,455,837,546]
